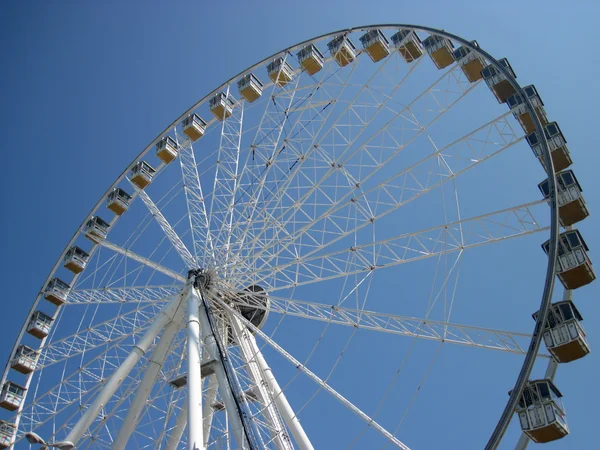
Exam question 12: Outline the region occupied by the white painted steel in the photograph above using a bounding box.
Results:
[245,321,314,450]
[165,399,188,450]
[2,24,568,450]
[213,294,410,450]
[197,289,248,449]
[63,292,185,446]
[202,374,219,448]
[187,287,204,450]
[112,307,184,450]
[228,313,293,450]
[99,239,186,282]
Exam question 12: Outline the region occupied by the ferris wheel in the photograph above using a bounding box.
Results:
[0,24,594,449]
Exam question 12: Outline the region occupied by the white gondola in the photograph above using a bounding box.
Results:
[10,345,39,374]
[542,230,595,290]
[481,58,517,103]
[27,310,54,339]
[422,35,455,69]
[359,29,390,63]
[533,300,589,363]
[84,216,110,243]
[538,170,589,226]
[513,380,569,443]
[44,277,70,306]
[156,136,178,164]
[390,30,423,63]
[297,44,324,75]
[107,187,131,215]
[453,40,485,82]
[506,85,548,134]
[0,421,16,449]
[181,113,207,141]
[0,382,26,411]
[63,245,89,274]
[267,58,295,87]
[130,161,156,189]
[209,92,235,120]
[327,35,356,67]
[238,73,264,103]
[527,122,572,172]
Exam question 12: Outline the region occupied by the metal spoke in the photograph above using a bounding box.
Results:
[36,302,165,370]
[211,293,411,450]
[132,186,197,269]
[177,136,216,266]
[207,94,245,267]
[242,200,547,290]
[99,239,186,282]
[232,110,521,279]
[232,292,549,356]
[67,285,180,305]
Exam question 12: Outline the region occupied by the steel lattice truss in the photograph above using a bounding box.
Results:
[0,25,562,450]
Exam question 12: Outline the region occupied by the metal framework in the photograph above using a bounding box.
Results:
[0,24,572,450]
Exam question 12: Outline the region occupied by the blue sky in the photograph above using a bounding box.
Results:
[1,1,599,449]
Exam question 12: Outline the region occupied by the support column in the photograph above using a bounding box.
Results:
[165,400,188,450]
[229,313,292,450]
[112,308,184,450]
[246,330,314,450]
[62,292,185,447]
[187,287,204,450]
[202,374,219,447]
[196,289,248,449]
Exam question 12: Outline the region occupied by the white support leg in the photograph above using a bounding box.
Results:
[62,292,186,447]
[202,374,219,447]
[112,308,184,450]
[229,314,293,450]
[196,289,248,449]
[187,287,204,450]
[166,400,188,450]
[245,326,314,450]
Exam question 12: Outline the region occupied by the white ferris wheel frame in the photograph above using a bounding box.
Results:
[0,24,562,450]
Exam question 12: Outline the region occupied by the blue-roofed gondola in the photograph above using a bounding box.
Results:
[542,229,595,290]
[538,170,589,226]
[453,40,485,82]
[507,85,548,134]
[267,58,295,87]
[512,380,569,443]
[359,29,390,63]
[0,382,26,412]
[84,216,110,243]
[390,30,423,63]
[422,35,455,69]
[0,421,15,449]
[481,58,517,103]
[327,35,356,67]
[64,245,89,274]
[209,92,236,120]
[27,311,54,339]
[44,277,70,306]
[238,73,264,103]
[533,300,589,363]
[297,44,324,75]
[526,122,572,172]
[10,345,39,374]
[107,188,132,215]
[181,113,207,142]
[130,161,156,189]
[156,136,179,164]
